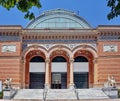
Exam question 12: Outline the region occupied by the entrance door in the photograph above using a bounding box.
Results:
[52,73,61,89]
[51,73,67,89]
[51,56,67,89]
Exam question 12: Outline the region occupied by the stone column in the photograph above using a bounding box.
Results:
[45,58,50,89]
[69,58,74,89]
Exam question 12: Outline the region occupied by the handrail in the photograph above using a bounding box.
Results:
[73,85,79,100]
[43,87,48,101]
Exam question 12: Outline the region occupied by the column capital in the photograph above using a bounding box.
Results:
[69,57,74,63]
[45,58,50,63]
[93,58,98,63]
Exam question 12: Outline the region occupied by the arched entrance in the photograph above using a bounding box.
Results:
[74,56,89,88]
[74,50,94,88]
[51,56,67,89]
[25,50,46,89]
[49,50,69,89]
[29,56,45,89]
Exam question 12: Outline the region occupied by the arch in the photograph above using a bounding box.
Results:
[73,50,94,88]
[50,49,69,63]
[51,55,67,89]
[22,45,47,60]
[52,56,67,62]
[74,50,94,60]
[24,50,46,88]
[48,45,72,58]
[72,44,98,58]
[74,56,88,62]
[49,49,70,88]
[30,56,45,62]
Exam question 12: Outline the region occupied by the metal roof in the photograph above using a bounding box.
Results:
[26,9,92,29]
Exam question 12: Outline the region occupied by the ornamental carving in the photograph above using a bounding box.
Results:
[26,50,46,62]
[74,50,93,61]
[50,50,69,62]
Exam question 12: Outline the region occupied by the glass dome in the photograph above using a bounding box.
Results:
[26,9,92,29]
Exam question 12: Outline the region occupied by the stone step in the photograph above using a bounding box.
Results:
[77,88,109,99]
[46,89,76,99]
[13,89,43,99]
[13,88,109,100]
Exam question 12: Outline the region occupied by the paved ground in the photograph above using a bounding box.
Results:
[13,88,109,100]
[1,99,120,101]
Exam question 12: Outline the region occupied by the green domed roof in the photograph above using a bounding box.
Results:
[26,9,92,29]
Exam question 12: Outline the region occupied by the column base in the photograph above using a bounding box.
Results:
[68,83,75,89]
[44,84,50,89]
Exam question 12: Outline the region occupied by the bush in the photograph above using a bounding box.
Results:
[0,92,3,99]
[118,89,120,98]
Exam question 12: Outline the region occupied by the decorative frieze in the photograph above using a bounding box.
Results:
[26,43,97,51]
[2,45,16,52]
[23,39,96,43]
[103,44,118,52]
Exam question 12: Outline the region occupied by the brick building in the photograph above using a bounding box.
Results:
[0,9,120,89]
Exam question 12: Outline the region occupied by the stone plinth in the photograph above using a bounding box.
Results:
[102,87,118,99]
[3,89,17,99]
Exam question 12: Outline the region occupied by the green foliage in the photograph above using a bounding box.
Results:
[0,0,41,20]
[107,0,120,20]
[118,89,120,98]
[0,92,3,99]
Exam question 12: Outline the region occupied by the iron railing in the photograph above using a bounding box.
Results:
[43,87,48,101]
[73,85,79,100]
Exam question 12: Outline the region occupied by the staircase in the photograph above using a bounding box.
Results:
[13,88,109,100]
[46,89,76,99]
[13,89,43,99]
[77,88,109,99]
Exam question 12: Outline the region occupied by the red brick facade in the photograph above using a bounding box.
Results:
[0,9,120,89]
[0,26,120,89]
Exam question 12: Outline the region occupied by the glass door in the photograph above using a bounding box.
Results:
[51,73,61,89]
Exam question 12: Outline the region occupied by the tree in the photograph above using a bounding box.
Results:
[0,0,41,20]
[0,0,120,20]
[107,0,120,20]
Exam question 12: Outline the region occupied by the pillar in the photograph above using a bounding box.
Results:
[45,58,50,89]
[69,58,74,89]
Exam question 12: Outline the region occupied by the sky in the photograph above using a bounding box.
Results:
[0,0,120,28]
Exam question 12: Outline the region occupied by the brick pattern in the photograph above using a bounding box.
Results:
[0,58,21,85]
[97,57,120,85]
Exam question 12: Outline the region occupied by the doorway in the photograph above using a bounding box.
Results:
[74,56,89,88]
[29,56,45,89]
[51,56,67,89]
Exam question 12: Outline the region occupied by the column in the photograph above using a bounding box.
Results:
[45,58,50,89]
[69,58,74,89]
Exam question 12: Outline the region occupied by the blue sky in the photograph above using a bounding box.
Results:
[0,0,120,28]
